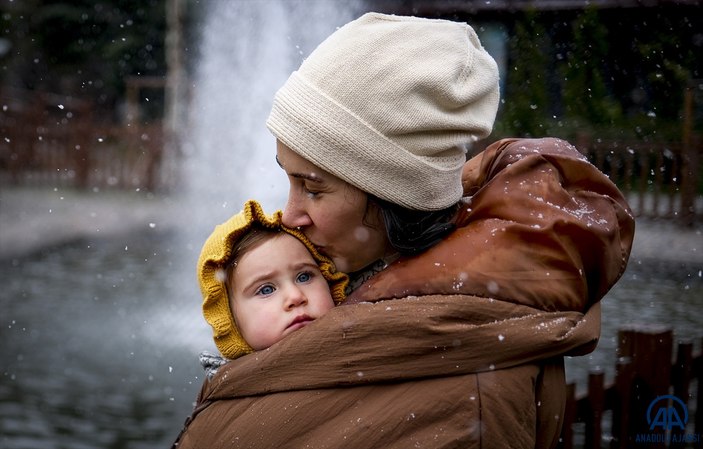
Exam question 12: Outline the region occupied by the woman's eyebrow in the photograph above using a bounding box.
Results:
[275,155,323,183]
[292,172,323,183]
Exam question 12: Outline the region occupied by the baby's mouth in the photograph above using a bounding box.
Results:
[287,314,314,331]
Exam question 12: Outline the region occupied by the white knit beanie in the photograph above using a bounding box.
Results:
[267,12,500,211]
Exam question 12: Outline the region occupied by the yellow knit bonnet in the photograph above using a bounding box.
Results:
[198,199,348,360]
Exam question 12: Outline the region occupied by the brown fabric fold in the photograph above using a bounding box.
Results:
[205,296,600,400]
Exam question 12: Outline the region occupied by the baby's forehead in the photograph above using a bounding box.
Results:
[236,232,318,269]
[260,231,314,253]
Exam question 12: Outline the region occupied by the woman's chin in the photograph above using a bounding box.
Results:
[332,259,347,273]
[331,251,377,274]
[337,259,368,274]
[332,257,354,274]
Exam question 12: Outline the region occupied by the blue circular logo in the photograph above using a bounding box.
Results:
[646,395,688,431]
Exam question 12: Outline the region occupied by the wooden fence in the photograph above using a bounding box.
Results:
[581,136,701,226]
[2,87,701,220]
[0,87,169,192]
[559,326,702,449]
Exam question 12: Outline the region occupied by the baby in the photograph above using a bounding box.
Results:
[197,200,347,375]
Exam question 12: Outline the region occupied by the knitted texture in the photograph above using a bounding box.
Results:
[198,200,348,360]
[267,12,500,211]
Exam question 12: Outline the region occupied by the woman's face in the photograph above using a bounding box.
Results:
[276,141,390,273]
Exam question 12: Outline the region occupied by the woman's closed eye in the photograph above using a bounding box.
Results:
[303,182,321,199]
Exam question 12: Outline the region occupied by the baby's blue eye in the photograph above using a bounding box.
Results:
[297,272,312,283]
[257,285,275,296]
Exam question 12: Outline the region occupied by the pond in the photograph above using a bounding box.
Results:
[1,224,701,448]
[0,230,211,449]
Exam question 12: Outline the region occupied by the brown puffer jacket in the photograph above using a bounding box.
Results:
[172,138,635,449]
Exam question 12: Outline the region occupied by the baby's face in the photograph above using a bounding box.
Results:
[230,233,335,350]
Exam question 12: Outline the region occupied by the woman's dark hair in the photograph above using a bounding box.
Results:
[368,195,460,256]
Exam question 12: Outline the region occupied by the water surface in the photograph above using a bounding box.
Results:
[1,231,211,449]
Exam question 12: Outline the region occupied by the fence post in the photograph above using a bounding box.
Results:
[585,370,605,449]
[696,336,703,436]
[680,81,696,226]
[616,325,673,448]
[637,149,649,217]
[670,340,693,448]
[611,356,634,449]
[624,146,634,192]
[652,149,664,218]
[73,101,91,189]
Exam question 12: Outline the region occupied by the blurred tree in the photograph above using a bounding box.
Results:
[501,9,549,137]
[631,14,694,121]
[559,6,621,127]
[0,0,166,121]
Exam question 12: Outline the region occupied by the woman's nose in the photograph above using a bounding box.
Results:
[282,195,312,228]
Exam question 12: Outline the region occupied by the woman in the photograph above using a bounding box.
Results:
[173,13,634,449]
